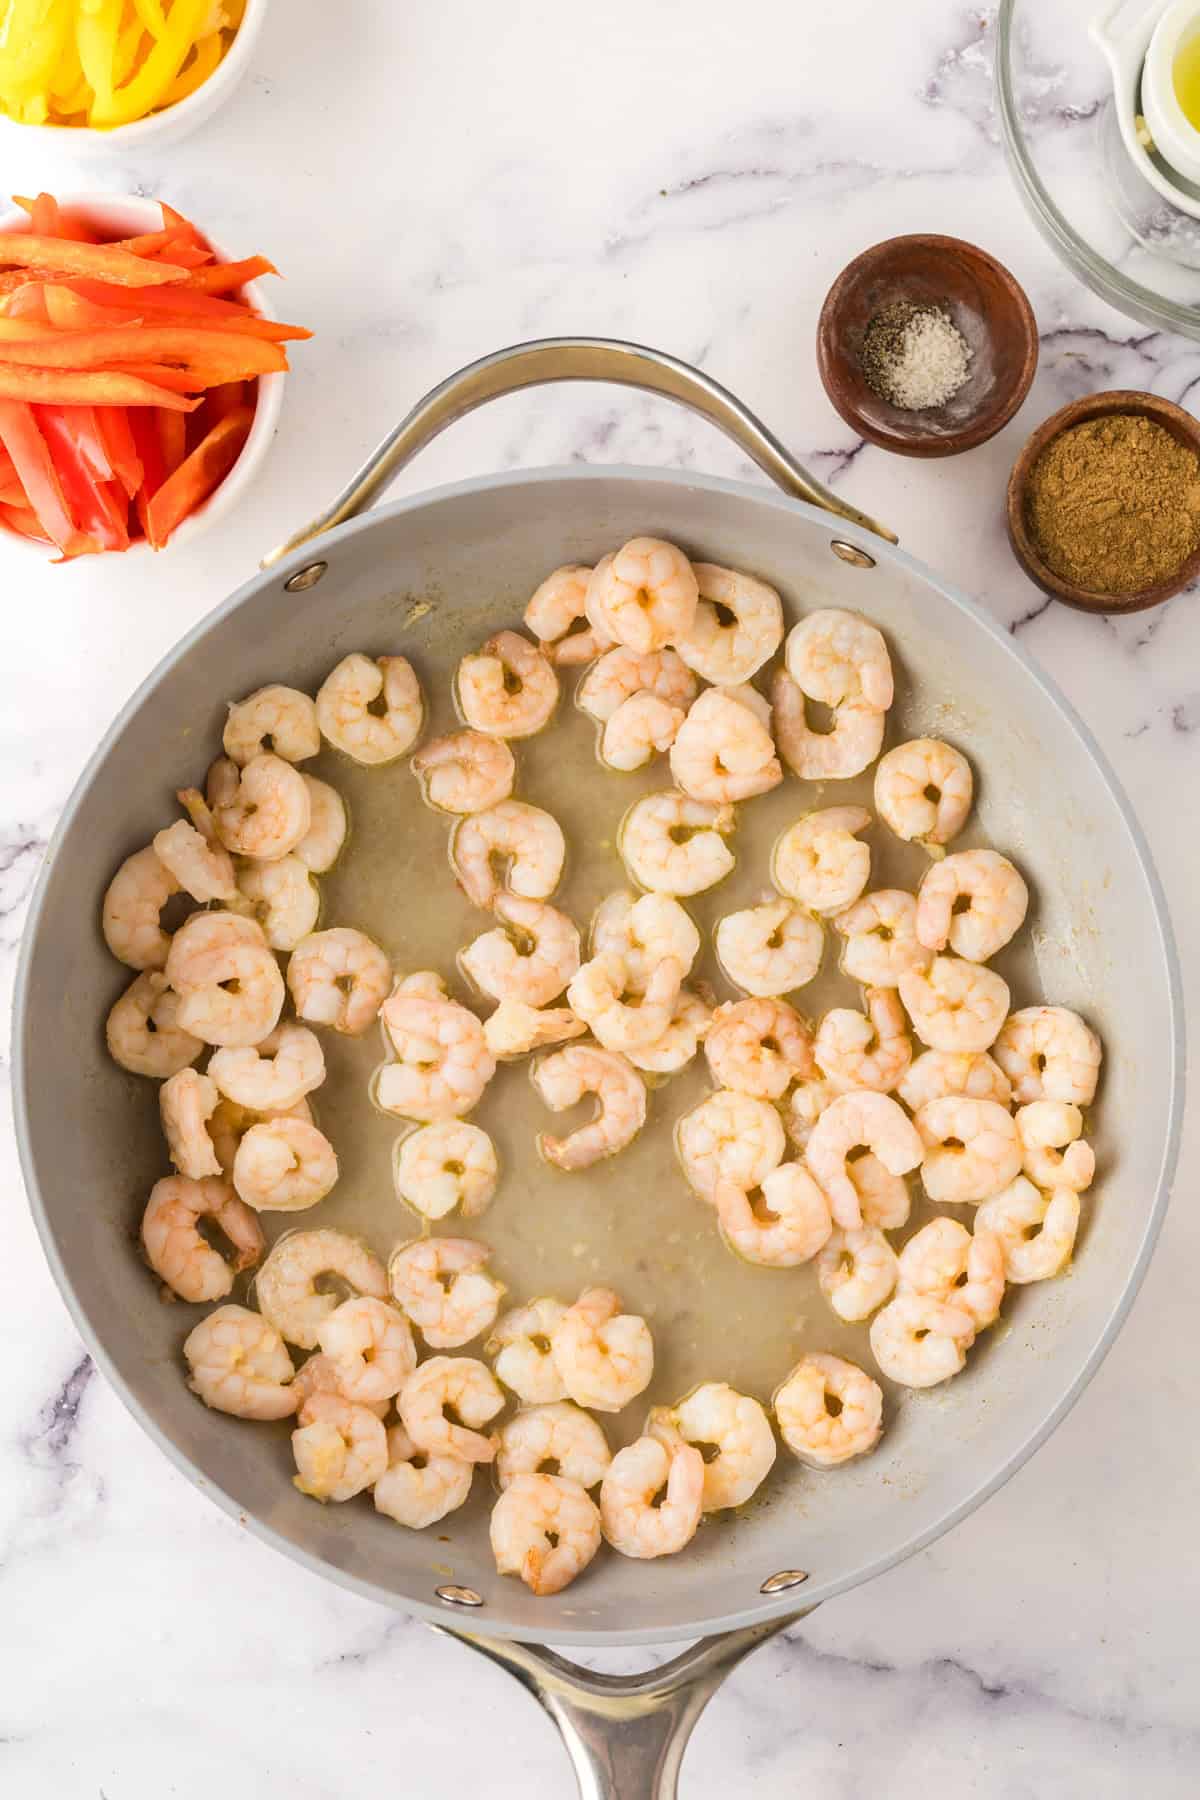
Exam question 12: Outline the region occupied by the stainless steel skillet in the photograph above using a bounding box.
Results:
[13,341,1184,1798]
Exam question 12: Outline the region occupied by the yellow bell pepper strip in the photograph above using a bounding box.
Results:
[75,0,124,114]
[144,404,252,548]
[0,0,73,100]
[0,366,198,408]
[0,235,189,285]
[132,0,169,36]
[164,29,220,104]
[114,13,147,83]
[0,397,85,554]
[0,323,288,382]
[88,0,207,127]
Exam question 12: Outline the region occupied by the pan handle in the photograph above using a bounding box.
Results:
[435,1612,807,1799]
[260,336,895,568]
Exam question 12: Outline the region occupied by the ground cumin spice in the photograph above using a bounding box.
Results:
[1025,412,1200,594]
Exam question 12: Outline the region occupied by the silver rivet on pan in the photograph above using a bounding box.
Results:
[284,561,329,592]
[435,1584,485,1608]
[760,1569,809,1594]
[830,540,876,569]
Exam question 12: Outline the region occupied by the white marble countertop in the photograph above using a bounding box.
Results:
[1,1,1197,1794]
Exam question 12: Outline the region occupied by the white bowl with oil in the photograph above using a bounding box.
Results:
[1091,0,1200,219]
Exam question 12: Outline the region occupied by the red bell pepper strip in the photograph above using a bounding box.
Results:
[60,278,310,338]
[158,408,187,476]
[144,406,253,548]
[103,363,206,394]
[128,406,168,540]
[0,319,62,340]
[0,325,288,378]
[181,256,278,295]
[0,368,197,409]
[10,197,95,240]
[0,237,190,287]
[35,408,129,552]
[0,399,82,554]
[205,380,249,423]
[0,476,25,504]
[0,441,15,483]
[0,500,53,544]
[55,405,113,480]
[7,283,50,321]
[42,285,142,329]
[97,408,143,499]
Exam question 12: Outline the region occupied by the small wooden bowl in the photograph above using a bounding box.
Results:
[1006,390,1200,614]
[817,235,1038,458]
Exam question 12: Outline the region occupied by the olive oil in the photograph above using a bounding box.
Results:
[1172,29,1200,132]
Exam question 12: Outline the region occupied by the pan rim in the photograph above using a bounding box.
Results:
[13,463,1185,1647]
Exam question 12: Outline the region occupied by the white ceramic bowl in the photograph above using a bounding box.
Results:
[0,192,285,559]
[1142,0,1200,185]
[0,0,270,154]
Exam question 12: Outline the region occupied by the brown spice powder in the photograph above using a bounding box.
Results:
[1025,413,1200,594]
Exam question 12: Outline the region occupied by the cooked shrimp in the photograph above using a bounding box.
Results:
[600,689,686,771]
[774,1353,883,1467]
[977,1177,1081,1283]
[669,687,782,805]
[287,927,392,1035]
[551,1287,654,1414]
[212,753,311,861]
[292,1392,388,1502]
[875,738,973,847]
[896,1217,1005,1330]
[255,1228,387,1349]
[599,1436,702,1558]
[619,790,735,896]
[204,753,240,811]
[849,1150,912,1231]
[374,1423,474,1529]
[899,956,1010,1054]
[457,630,558,738]
[676,1090,786,1201]
[993,1006,1102,1106]
[461,895,580,1008]
[152,820,237,904]
[398,1355,505,1462]
[833,889,930,988]
[870,1293,977,1388]
[411,730,515,815]
[577,645,697,722]
[787,607,893,709]
[534,1044,647,1170]
[234,855,319,951]
[497,1401,612,1490]
[483,1000,587,1059]
[771,668,885,781]
[816,1227,899,1321]
[714,897,823,998]
[626,987,713,1074]
[785,1077,848,1150]
[486,1299,569,1404]
[106,971,202,1078]
[233,1116,338,1211]
[814,988,912,1093]
[208,1096,312,1180]
[897,1049,1012,1112]
[772,807,872,915]
[916,1097,1022,1203]
[141,1175,264,1303]
[183,1304,297,1420]
[389,1236,505,1349]
[805,1091,923,1229]
[102,845,180,971]
[715,1165,832,1267]
[704,997,813,1100]
[524,563,610,665]
[317,1296,416,1405]
[316,652,423,764]
[290,1352,390,1419]
[160,1068,221,1179]
[492,1472,603,1594]
[647,1382,776,1511]
[590,890,701,991]
[164,911,284,1048]
[394,1120,499,1220]
[451,800,565,907]
[916,850,1029,963]
[585,537,699,654]
[209,1023,325,1114]
[1015,1100,1095,1191]
[295,775,348,873]
[224,684,320,766]
[567,951,682,1054]
[377,977,496,1121]
[673,561,784,685]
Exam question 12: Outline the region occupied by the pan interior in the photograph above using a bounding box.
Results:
[17,471,1177,1643]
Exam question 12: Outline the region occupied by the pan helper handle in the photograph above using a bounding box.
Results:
[262,337,896,569]
[436,1614,807,1800]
